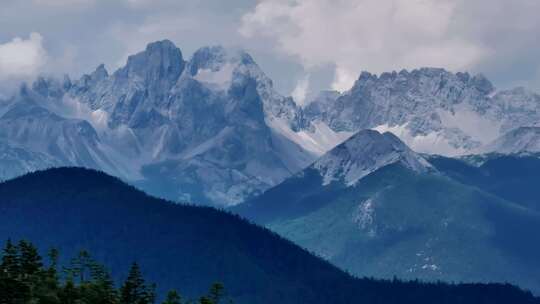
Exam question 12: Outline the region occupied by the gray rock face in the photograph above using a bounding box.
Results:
[0,87,113,171]
[71,40,186,127]
[235,129,540,294]
[313,130,431,186]
[483,126,540,154]
[2,39,540,206]
[304,68,540,156]
[0,142,59,182]
[0,40,314,206]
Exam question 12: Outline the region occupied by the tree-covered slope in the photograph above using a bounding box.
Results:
[1,167,538,303]
[236,164,540,294]
[428,154,540,212]
[0,168,357,304]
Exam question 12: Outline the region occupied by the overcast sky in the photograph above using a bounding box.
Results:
[2,0,540,103]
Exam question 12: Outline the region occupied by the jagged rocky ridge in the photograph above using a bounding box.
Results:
[1,41,540,205]
[482,127,540,154]
[233,129,434,222]
[0,41,342,206]
[305,69,540,156]
[2,167,539,304]
[313,129,432,186]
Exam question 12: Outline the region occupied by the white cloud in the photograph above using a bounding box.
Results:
[1,0,539,97]
[32,0,95,6]
[240,0,487,92]
[291,74,310,106]
[332,67,358,93]
[123,0,150,8]
[0,33,47,81]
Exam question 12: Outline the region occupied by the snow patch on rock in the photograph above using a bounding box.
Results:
[373,124,471,156]
[437,103,502,144]
[304,68,540,156]
[193,63,235,90]
[268,117,353,156]
[352,198,377,237]
[313,129,432,186]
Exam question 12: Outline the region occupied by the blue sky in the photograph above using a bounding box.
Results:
[2,0,540,102]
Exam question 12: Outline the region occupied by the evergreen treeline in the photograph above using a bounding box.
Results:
[1,168,539,304]
[0,239,229,304]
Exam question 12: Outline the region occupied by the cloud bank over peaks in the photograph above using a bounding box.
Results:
[32,0,95,7]
[0,33,47,82]
[240,0,487,92]
[291,74,310,106]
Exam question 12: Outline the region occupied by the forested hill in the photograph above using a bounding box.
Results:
[0,167,537,304]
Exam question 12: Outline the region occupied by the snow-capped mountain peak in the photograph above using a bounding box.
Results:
[91,64,109,81]
[313,129,432,186]
[0,40,324,206]
[186,46,254,92]
[303,67,540,157]
[2,39,540,206]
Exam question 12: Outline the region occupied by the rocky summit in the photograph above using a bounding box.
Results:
[1,41,540,206]
[304,69,540,156]
[0,40,320,206]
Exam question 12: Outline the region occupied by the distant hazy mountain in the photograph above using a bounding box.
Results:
[429,153,540,212]
[304,69,540,156]
[3,168,538,303]
[234,130,540,294]
[482,127,540,154]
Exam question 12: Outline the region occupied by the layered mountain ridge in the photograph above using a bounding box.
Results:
[2,38,540,297]
[313,129,432,186]
[1,40,540,205]
[0,40,329,205]
[235,131,540,294]
[305,68,540,156]
[482,127,540,154]
[2,167,538,304]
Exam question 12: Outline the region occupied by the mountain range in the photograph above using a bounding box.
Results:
[2,40,540,207]
[0,41,321,206]
[2,39,540,295]
[304,69,540,156]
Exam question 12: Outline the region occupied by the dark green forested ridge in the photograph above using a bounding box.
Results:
[0,167,539,304]
[234,159,540,293]
[0,239,229,304]
[427,154,540,212]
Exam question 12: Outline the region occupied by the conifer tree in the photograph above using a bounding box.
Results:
[1,239,20,279]
[146,283,157,304]
[208,283,225,304]
[198,283,226,304]
[0,240,235,304]
[199,297,212,304]
[19,240,43,278]
[87,262,118,304]
[162,290,182,304]
[43,247,61,296]
[120,262,149,304]
[73,250,92,284]
[47,248,59,278]
[60,279,80,304]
